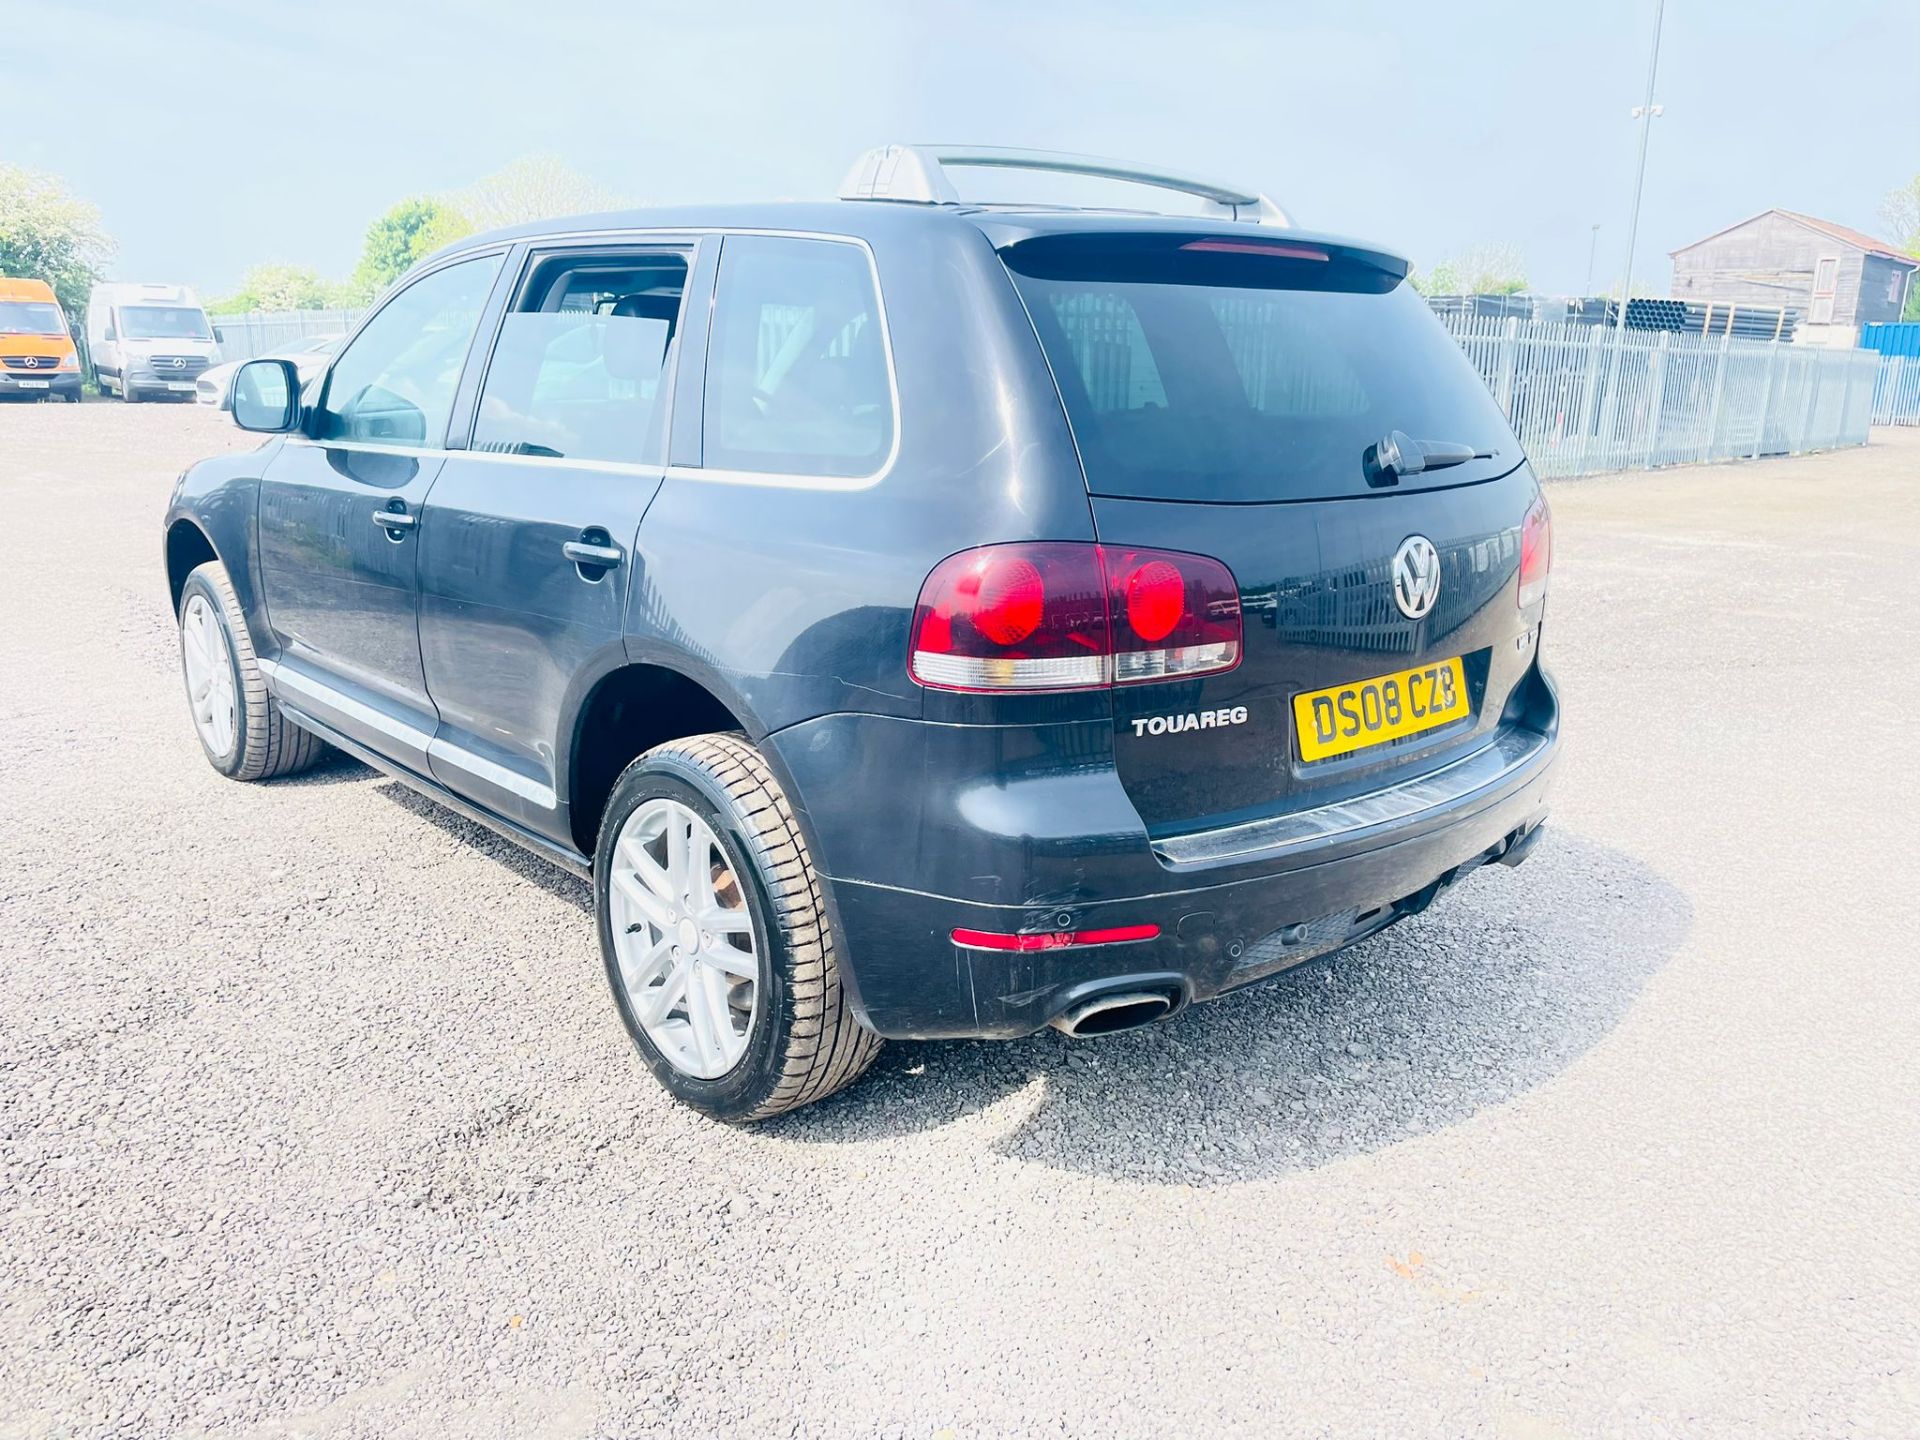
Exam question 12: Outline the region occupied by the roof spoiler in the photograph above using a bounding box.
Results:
[838,144,1291,227]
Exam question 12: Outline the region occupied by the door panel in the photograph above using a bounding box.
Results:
[417,462,661,837]
[254,250,506,770]
[416,243,693,843]
[257,443,445,768]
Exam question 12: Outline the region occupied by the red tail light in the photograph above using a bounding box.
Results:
[1518,495,1551,609]
[909,543,1242,693]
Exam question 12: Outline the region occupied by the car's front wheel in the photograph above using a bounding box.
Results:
[177,561,327,780]
[595,733,881,1122]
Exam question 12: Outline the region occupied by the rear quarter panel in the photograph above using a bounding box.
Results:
[625,217,1099,736]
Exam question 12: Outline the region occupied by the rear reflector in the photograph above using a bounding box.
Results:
[909,542,1241,693]
[1518,494,1551,609]
[950,924,1161,952]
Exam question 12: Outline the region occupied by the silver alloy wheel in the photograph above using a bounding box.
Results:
[609,797,760,1079]
[180,593,237,759]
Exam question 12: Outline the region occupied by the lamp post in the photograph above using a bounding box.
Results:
[1595,0,1667,468]
[1615,0,1667,329]
[1584,223,1602,298]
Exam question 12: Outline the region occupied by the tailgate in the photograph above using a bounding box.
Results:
[1093,470,1542,834]
[998,227,1543,835]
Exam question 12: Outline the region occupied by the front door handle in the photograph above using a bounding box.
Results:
[371,506,416,531]
[562,538,623,568]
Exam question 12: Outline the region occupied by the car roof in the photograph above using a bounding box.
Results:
[433,200,1407,271]
[0,277,60,302]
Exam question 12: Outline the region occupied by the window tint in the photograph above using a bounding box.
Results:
[316,255,499,446]
[703,236,892,478]
[1008,239,1516,502]
[120,306,210,340]
[471,254,687,464]
[0,302,66,336]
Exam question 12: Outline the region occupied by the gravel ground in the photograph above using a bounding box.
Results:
[2,400,1917,1438]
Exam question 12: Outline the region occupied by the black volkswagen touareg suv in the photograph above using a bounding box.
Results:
[164,145,1558,1121]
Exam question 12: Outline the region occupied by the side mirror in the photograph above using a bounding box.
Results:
[232,358,300,433]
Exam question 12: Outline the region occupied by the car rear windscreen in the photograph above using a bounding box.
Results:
[1003,235,1519,502]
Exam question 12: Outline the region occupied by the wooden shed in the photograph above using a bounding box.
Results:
[1669,210,1916,348]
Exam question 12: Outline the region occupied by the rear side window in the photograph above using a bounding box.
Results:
[1007,236,1517,502]
[472,251,688,465]
[702,236,893,479]
[316,254,499,447]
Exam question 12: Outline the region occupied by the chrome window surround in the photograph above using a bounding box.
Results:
[283,228,901,493]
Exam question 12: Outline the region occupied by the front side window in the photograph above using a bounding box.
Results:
[471,252,687,464]
[0,301,66,336]
[119,306,210,340]
[316,254,500,446]
[703,236,893,478]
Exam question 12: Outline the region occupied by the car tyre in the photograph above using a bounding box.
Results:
[177,561,327,781]
[123,373,143,403]
[595,733,882,1123]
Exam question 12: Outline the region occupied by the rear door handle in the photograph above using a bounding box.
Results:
[371,506,416,531]
[563,539,623,568]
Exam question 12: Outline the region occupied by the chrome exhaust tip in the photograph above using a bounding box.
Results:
[1049,991,1175,1038]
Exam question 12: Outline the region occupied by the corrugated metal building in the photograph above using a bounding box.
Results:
[1669,210,1916,349]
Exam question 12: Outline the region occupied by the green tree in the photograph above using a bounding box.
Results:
[1410,242,1529,297]
[1880,174,1920,320]
[0,164,114,339]
[449,155,622,231]
[209,263,354,314]
[350,196,472,300]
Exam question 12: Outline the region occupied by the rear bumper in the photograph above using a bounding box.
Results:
[765,668,1561,1040]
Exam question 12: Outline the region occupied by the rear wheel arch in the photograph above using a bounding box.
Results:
[566,662,753,855]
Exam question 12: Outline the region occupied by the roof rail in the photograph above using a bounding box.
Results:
[838,144,1291,227]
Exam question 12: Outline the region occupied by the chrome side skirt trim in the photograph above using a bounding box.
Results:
[260,658,558,810]
[425,738,558,810]
[259,658,434,753]
[1153,727,1553,870]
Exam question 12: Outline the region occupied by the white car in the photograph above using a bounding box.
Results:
[196,335,341,408]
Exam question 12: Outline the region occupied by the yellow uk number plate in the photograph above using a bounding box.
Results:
[1292,656,1469,762]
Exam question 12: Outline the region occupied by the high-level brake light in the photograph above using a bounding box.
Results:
[908,542,1242,693]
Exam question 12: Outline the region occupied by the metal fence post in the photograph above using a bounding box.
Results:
[1794,354,1820,452]
[1495,317,1519,415]
[1639,331,1670,468]
[1700,331,1730,463]
[1752,341,1780,458]
[1571,329,1605,475]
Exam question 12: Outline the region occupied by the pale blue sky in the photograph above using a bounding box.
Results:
[8,0,1917,296]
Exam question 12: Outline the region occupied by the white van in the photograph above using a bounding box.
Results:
[85,283,221,402]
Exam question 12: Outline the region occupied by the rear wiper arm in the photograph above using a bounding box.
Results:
[1364,430,1498,486]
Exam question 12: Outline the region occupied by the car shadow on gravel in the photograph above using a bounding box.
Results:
[276,750,378,787]
[771,830,1691,1184]
[370,779,596,915]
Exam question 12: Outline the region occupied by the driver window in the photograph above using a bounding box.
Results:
[315,254,500,447]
